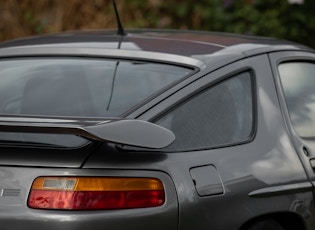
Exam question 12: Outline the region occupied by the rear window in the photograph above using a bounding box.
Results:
[0,58,192,117]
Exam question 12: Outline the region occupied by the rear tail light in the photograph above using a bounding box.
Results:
[28,177,165,210]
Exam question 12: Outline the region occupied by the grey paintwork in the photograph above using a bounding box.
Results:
[269,51,315,194]
[124,53,315,229]
[0,30,315,229]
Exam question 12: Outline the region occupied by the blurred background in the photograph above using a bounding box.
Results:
[1,0,315,48]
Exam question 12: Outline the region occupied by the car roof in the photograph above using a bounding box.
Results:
[0,29,313,68]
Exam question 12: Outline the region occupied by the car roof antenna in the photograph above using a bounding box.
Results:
[107,1,125,111]
[113,0,126,36]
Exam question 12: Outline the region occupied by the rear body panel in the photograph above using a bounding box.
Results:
[0,167,178,230]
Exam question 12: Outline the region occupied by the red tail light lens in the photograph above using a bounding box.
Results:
[28,177,165,210]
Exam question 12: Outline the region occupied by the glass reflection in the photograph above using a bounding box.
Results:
[279,62,315,137]
[0,58,191,118]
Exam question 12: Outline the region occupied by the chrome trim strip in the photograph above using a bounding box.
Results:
[0,189,21,197]
[248,182,312,198]
[0,47,206,69]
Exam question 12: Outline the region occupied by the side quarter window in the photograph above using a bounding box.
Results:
[155,71,254,151]
[278,62,315,138]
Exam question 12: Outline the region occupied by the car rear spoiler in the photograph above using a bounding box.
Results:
[0,116,175,149]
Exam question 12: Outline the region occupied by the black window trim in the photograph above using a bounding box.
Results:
[148,68,258,153]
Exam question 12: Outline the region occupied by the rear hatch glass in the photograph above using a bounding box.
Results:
[0,58,192,117]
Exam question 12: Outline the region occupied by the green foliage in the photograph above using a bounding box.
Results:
[1,0,314,49]
[24,11,44,34]
[122,0,315,48]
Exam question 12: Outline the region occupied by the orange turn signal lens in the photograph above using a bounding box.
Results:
[28,177,165,210]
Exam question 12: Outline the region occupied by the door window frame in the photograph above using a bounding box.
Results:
[269,51,315,141]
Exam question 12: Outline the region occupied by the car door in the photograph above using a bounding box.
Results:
[270,51,315,187]
[136,54,314,229]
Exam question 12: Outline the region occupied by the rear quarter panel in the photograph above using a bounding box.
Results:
[111,54,315,229]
